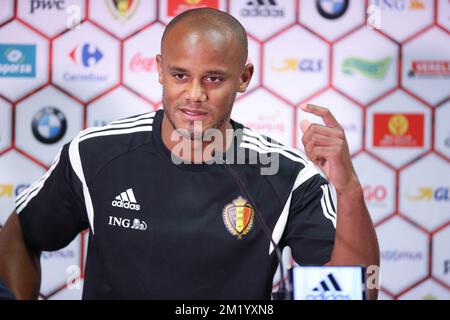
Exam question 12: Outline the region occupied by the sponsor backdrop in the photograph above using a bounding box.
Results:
[0,0,449,300]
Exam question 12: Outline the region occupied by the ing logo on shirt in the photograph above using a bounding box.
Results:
[222,196,255,239]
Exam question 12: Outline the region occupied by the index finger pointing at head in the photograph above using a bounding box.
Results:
[300,103,340,129]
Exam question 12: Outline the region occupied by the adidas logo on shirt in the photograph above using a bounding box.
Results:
[111,188,140,211]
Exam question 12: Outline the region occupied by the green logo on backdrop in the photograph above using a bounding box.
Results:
[342,56,391,79]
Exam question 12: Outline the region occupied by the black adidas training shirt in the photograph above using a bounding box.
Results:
[15,110,337,299]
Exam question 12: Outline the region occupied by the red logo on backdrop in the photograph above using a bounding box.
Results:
[168,0,219,17]
[410,60,450,77]
[129,53,157,72]
[363,185,387,205]
[245,112,285,136]
[373,113,424,147]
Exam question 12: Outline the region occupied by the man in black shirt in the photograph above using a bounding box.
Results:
[0,8,379,299]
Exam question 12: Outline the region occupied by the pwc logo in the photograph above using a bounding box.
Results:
[69,43,104,68]
[306,273,351,300]
[29,0,66,14]
[373,113,424,148]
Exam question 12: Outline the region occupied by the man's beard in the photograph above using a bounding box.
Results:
[164,105,231,141]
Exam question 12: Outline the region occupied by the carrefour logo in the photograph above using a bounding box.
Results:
[0,44,36,77]
[64,43,109,82]
[69,43,103,68]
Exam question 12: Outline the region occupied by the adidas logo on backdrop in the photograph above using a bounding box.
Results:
[306,273,351,300]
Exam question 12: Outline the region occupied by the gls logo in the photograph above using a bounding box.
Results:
[0,184,30,198]
[271,59,323,73]
[406,187,450,202]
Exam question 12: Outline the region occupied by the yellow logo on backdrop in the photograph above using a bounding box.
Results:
[388,115,409,136]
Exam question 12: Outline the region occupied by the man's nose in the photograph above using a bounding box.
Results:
[186,79,207,103]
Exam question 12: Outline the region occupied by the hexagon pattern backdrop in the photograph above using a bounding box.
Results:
[0,0,449,300]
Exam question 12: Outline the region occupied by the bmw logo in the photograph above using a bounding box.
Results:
[31,107,67,144]
[316,0,349,20]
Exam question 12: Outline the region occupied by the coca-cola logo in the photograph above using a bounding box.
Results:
[129,53,157,73]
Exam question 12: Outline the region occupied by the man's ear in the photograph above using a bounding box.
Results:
[238,63,254,93]
[156,54,163,85]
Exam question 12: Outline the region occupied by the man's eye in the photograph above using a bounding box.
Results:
[173,74,186,80]
[206,76,222,83]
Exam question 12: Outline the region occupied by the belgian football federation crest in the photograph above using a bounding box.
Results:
[106,0,141,20]
[222,196,255,239]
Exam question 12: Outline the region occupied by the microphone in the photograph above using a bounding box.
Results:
[221,161,290,300]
